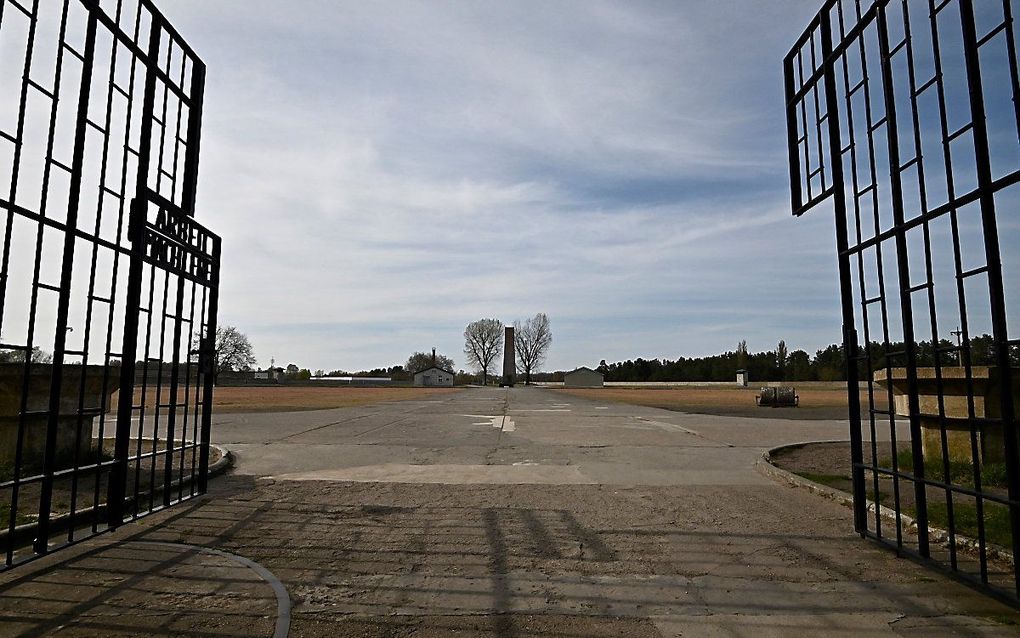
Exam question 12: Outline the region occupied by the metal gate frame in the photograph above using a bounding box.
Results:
[0,0,218,569]
[786,0,1020,602]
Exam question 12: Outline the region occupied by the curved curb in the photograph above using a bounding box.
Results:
[756,440,1014,566]
[130,540,290,638]
[755,439,864,512]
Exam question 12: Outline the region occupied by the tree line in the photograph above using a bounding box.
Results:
[594,335,1018,383]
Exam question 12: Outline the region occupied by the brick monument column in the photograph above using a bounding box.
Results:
[501,326,515,387]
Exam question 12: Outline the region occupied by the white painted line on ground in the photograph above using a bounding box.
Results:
[632,416,736,448]
[595,407,609,410]
[463,414,515,432]
[633,416,701,436]
[511,409,571,412]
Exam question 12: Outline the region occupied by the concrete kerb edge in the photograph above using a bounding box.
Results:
[756,440,1015,567]
[131,540,290,638]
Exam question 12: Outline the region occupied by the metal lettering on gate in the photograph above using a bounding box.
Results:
[786,0,1020,602]
[0,0,217,568]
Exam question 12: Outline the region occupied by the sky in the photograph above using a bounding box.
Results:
[153,0,853,373]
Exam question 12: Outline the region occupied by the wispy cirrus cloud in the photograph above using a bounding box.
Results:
[158,0,844,371]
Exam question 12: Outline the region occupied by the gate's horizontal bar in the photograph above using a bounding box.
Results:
[0,198,134,257]
[842,168,1020,257]
[76,0,202,105]
[0,460,119,491]
[6,0,31,18]
[854,462,1020,507]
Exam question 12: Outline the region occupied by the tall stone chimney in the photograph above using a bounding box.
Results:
[432,347,437,366]
[502,327,515,386]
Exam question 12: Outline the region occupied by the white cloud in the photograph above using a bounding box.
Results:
[152,0,844,371]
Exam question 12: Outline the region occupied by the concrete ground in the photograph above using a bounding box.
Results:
[1,386,1018,637]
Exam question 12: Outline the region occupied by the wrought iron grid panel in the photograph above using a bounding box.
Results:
[787,0,1020,602]
[0,0,218,569]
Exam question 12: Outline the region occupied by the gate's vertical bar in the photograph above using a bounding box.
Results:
[108,15,162,528]
[819,7,868,534]
[197,237,218,493]
[162,275,185,506]
[958,0,1020,595]
[784,53,803,215]
[3,0,43,567]
[34,9,99,554]
[181,60,205,217]
[875,1,929,559]
[180,60,216,493]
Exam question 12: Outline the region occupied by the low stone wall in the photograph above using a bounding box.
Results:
[876,366,1020,464]
[0,364,116,471]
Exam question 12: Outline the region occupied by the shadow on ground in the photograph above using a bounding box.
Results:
[2,473,1011,637]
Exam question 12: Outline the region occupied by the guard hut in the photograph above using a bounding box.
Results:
[736,369,749,387]
[564,367,604,388]
[413,366,454,387]
[414,348,455,387]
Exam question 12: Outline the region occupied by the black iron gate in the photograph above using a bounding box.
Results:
[786,0,1020,601]
[0,0,217,569]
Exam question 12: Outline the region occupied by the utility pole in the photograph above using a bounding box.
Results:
[951,328,963,348]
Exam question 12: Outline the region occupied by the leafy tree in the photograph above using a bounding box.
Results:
[814,344,845,381]
[777,339,788,380]
[0,346,52,363]
[406,351,454,374]
[736,340,748,370]
[968,334,996,366]
[788,349,813,381]
[514,313,552,385]
[463,318,504,385]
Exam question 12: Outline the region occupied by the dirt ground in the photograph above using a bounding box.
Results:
[769,441,891,492]
[115,386,462,414]
[554,386,885,420]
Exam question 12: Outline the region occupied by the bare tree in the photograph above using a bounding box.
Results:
[514,313,552,385]
[193,326,256,381]
[463,318,504,385]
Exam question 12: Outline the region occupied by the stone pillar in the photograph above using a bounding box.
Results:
[502,327,515,387]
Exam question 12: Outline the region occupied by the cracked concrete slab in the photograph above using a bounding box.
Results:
[1,386,1017,637]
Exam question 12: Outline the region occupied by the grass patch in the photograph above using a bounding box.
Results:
[920,500,1013,550]
[196,386,460,413]
[553,387,872,420]
[881,449,1008,489]
[0,502,35,529]
[798,472,851,490]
